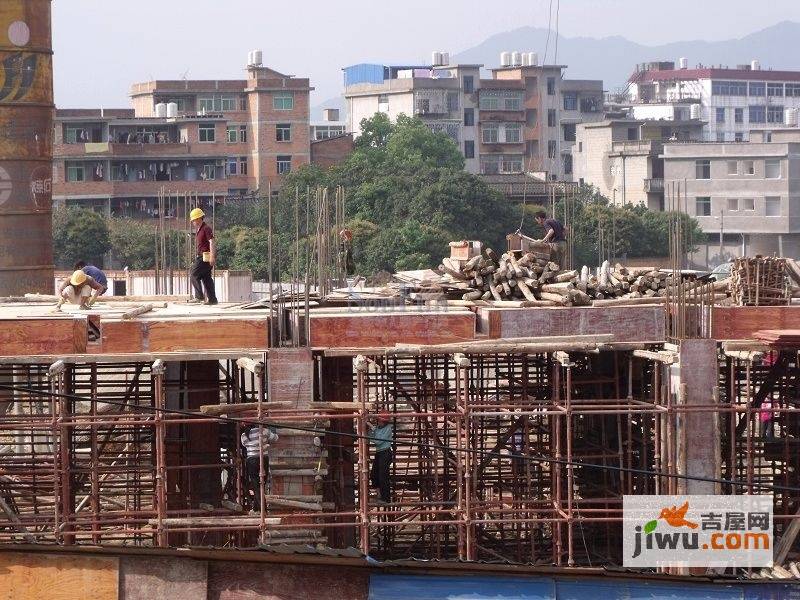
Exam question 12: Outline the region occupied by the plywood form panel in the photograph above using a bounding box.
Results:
[268,347,313,405]
[309,311,475,348]
[480,305,666,342]
[0,552,118,600]
[711,306,800,340]
[119,556,208,600]
[147,319,268,352]
[98,320,146,354]
[0,317,87,356]
[207,561,368,600]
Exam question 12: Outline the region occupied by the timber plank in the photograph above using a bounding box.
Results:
[146,318,268,352]
[712,306,800,340]
[99,320,146,354]
[309,311,475,348]
[0,552,118,600]
[268,347,314,405]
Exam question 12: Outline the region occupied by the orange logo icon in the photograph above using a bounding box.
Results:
[658,501,699,529]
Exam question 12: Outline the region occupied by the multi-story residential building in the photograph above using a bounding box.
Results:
[626,59,800,142]
[53,55,312,217]
[311,108,347,141]
[343,53,603,180]
[663,128,800,268]
[573,117,704,210]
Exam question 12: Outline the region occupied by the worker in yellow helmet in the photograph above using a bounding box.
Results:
[188,207,218,305]
[56,269,104,311]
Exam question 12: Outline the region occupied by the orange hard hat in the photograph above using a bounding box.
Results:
[377,412,392,424]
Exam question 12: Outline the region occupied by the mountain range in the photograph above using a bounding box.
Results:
[313,21,800,118]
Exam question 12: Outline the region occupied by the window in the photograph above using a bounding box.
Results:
[446,92,460,112]
[695,159,710,179]
[547,109,556,127]
[464,108,474,126]
[198,95,236,112]
[65,126,86,144]
[239,95,248,111]
[766,132,773,142]
[239,157,248,175]
[749,105,766,123]
[727,160,738,175]
[748,82,766,96]
[743,160,755,175]
[415,98,430,114]
[727,198,739,211]
[547,77,556,95]
[695,196,711,216]
[742,198,755,211]
[735,132,744,142]
[201,164,216,180]
[276,123,291,142]
[562,123,576,142]
[786,83,800,97]
[482,124,499,143]
[627,127,638,141]
[273,92,294,111]
[226,126,238,143]
[239,125,247,143]
[479,90,522,111]
[505,123,522,143]
[227,158,237,176]
[765,158,781,179]
[378,94,389,113]
[716,132,726,142]
[277,155,291,174]
[563,92,577,111]
[66,164,85,182]
[199,124,216,143]
[734,108,744,124]
[547,140,557,158]
[463,75,474,94]
[464,140,475,159]
[712,81,747,96]
[501,154,523,173]
[564,153,573,175]
[578,141,583,152]
[767,105,784,123]
[111,164,125,181]
[505,95,522,111]
[767,83,784,97]
[716,107,725,123]
[766,196,781,216]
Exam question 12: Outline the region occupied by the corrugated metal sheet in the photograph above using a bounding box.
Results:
[367,574,797,600]
[344,64,387,86]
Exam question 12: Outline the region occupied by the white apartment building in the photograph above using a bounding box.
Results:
[343,53,603,180]
[627,60,800,142]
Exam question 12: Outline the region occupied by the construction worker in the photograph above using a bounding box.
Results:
[240,423,279,512]
[188,207,218,305]
[534,210,567,268]
[56,270,104,310]
[368,412,394,504]
[74,260,108,295]
[339,228,355,276]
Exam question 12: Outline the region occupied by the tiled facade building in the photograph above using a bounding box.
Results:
[53,56,312,218]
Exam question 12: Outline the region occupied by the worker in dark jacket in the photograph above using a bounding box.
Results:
[368,412,394,504]
[534,210,567,267]
[188,207,218,305]
[74,260,108,295]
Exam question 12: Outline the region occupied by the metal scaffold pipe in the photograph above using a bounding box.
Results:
[0,0,54,294]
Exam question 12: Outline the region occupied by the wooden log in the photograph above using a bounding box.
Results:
[516,279,537,301]
[541,282,574,293]
[121,304,154,320]
[591,296,668,307]
[264,495,323,511]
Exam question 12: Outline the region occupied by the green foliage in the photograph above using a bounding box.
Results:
[108,219,185,270]
[53,207,111,269]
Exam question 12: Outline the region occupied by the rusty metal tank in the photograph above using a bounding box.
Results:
[0,0,54,295]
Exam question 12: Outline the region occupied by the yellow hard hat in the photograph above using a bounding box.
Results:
[70,269,87,286]
[189,207,205,221]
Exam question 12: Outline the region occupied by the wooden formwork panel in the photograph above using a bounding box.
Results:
[268,347,313,405]
[477,305,666,342]
[0,552,119,600]
[711,305,800,340]
[0,317,87,356]
[119,556,207,600]
[309,311,475,348]
[100,318,269,353]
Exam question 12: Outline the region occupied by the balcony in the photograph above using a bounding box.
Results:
[644,178,664,193]
[53,179,232,199]
[55,142,228,159]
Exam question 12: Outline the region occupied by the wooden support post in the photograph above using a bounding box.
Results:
[152,360,168,547]
[355,355,370,556]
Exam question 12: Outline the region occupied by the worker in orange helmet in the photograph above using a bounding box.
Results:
[368,411,394,504]
[55,269,104,311]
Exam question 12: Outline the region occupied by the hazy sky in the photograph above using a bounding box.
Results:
[52,0,800,109]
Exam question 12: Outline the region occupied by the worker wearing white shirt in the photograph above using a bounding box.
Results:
[241,424,278,510]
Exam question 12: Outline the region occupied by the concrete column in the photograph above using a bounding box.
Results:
[672,339,721,495]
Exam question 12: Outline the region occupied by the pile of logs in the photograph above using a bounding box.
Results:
[731,256,788,306]
[438,244,677,307]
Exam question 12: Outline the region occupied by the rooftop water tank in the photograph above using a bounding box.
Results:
[167,102,178,118]
[528,52,538,66]
[500,51,511,67]
[253,49,263,66]
[751,59,761,71]
[679,57,688,69]
[155,103,167,118]
[511,51,522,66]
[247,51,254,66]
[441,51,449,66]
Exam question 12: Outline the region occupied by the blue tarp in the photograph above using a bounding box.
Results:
[343,64,387,87]
[368,573,799,600]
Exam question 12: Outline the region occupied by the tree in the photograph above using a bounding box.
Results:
[53,207,110,269]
